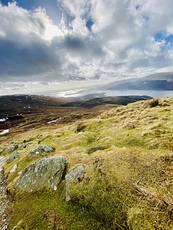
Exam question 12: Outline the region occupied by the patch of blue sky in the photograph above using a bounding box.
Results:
[1,0,38,9]
[0,0,11,6]
[0,0,61,24]
[86,19,94,32]
[154,31,173,45]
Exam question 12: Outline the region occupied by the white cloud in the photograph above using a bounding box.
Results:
[0,2,62,41]
[1,0,173,94]
[141,0,173,33]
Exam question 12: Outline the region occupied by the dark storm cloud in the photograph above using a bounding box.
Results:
[61,35,105,57]
[0,37,61,79]
[64,35,85,51]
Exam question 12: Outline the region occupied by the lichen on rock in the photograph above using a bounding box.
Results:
[65,165,85,202]
[15,156,68,192]
[28,145,55,158]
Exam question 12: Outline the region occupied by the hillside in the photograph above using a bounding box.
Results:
[103,71,173,90]
[0,95,150,133]
[1,96,173,229]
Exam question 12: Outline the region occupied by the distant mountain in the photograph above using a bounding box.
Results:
[102,72,173,90]
[61,95,151,108]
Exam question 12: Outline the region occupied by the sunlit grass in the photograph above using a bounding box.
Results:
[3,96,173,229]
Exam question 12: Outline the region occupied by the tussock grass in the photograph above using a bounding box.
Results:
[3,96,173,229]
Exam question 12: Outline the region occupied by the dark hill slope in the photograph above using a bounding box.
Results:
[0,95,150,134]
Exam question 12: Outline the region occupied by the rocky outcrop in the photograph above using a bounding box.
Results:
[15,157,68,192]
[28,145,54,157]
[65,165,85,202]
[7,151,20,164]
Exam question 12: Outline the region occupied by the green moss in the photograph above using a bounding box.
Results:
[9,177,131,230]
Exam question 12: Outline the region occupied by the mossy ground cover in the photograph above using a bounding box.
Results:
[9,164,131,229]
[2,96,173,229]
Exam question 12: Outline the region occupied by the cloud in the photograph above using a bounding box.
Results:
[138,0,173,34]
[0,2,63,81]
[0,36,62,80]
[57,0,173,79]
[1,0,173,89]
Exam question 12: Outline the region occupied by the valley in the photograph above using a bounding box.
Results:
[0,94,150,140]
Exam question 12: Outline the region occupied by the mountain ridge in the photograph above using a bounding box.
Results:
[102,71,173,90]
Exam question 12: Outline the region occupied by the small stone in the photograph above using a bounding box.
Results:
[7,151,20,164]
[28,145,54,157]
[9,164,18,173]
[18,143,29,150]
[5,143,18,153]
[38,145,54,153]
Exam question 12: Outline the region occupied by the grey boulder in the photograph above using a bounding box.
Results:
[15,156,68,192]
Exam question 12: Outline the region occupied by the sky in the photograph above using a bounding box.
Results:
[0,0,173,95]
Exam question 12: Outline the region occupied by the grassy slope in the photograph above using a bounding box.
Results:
[2,96,173,229]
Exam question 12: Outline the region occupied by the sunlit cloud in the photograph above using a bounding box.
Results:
[0,0,173,95]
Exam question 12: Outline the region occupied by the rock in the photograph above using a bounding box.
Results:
[65,165,85,202]
[38,145,54,153]
[28,145,54,157]
[15,156,68,192]
[0,157,5,168]
[0,167,4,184]
[9,164,18,173]
[7,151,20,164]
[86,146,106,154]
[18,143,29,150]
[5,143,18,153]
